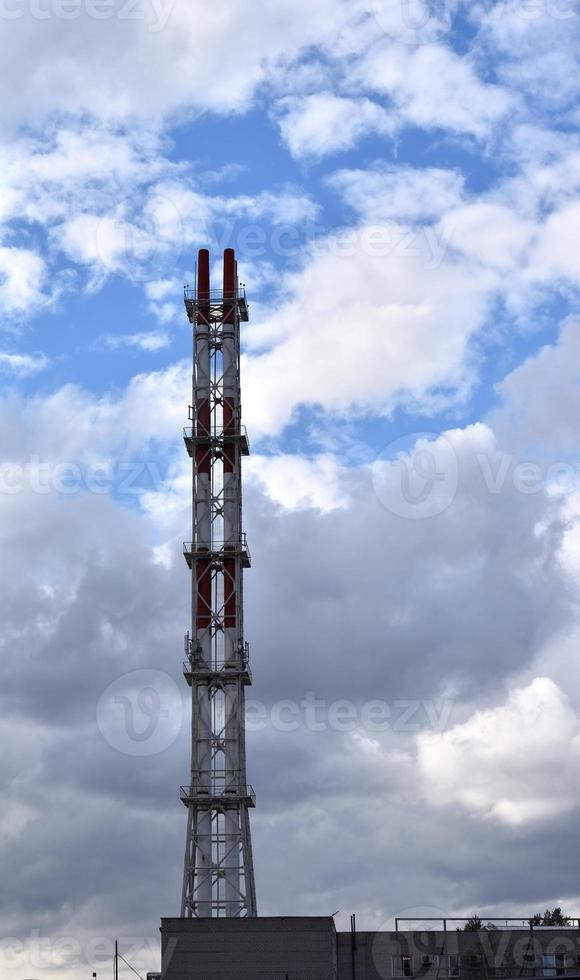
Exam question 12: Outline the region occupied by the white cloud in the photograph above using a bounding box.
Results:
[359,0,458,46]
[51,173,317,288]
[40,158,560,439]
[145,180,318,233]
[492,316,580,453]
[0,360,189,465]
[0,245,50,317]
[144,278,182,325]
[277,93,396,159]
[276,35,513,159]
[242,224,496,437]
[328,165,465,222]
[418,678,580,825]
[245,453,349,512]
[56,212,134,285]
[0,351,49,376]
[0,124,318,305]
[438,202,536,272]
[503,126,580,214]
[476,0,580,113]
[423,189,580,314]
[100,331,170,353]
[145,279,178,303]
[354,40,513,138]
[0,0,352,128]
[0,127,180,229]
[526,199,580,283]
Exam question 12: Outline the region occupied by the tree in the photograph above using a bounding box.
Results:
[531,908,570,927]
[462,917,484,932]
[459,917,496,932]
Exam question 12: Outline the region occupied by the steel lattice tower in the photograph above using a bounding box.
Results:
[180,248,257,919]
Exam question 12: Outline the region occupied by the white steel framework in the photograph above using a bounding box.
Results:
[180,248,257,919]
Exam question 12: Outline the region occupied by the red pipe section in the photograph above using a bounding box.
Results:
[223,247,236,302]
[197,247,210,302]
[223,248,236,446]
[196,248,211,446]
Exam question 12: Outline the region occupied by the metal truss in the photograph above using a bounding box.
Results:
[180,249,257,919]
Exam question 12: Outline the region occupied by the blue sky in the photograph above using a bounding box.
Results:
[3,1,580,976]
[5,7,576,458]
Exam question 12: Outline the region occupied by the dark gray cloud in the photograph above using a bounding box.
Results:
[1,386,580,978]
[245,429,574,706]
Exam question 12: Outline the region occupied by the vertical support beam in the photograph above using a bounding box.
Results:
[193,249,212,916]
[222,248,241,915]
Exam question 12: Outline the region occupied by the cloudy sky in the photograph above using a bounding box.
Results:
[2,0,580,975]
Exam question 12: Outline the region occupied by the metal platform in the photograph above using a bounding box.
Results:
[182,660,252,686]
[180,783,256,808]
[183,425,250,457]
[183,536,251,569]
[184,287,249,323]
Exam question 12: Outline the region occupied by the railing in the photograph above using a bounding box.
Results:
[183,535,251,565]
[395,918,580,932]
[180,778,256,807]
[183,424,250,454]
[183,657,251,675]
[183,658,248,671]
[184,423,248,437]
[183,636,250,676]
[183,287,246,303]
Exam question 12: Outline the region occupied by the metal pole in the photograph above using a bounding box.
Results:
[115,940,118,980]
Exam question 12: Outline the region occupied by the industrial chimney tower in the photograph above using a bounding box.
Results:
[180,248,257,919]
